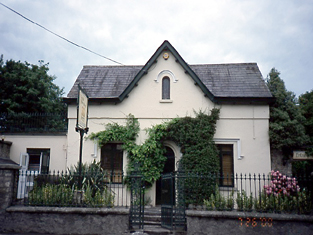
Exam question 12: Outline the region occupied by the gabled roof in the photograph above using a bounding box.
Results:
[66,40,273,104]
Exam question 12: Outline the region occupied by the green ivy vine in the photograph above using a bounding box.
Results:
[88,109,220,190]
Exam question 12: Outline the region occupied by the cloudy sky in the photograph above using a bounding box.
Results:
[1,0,312,97]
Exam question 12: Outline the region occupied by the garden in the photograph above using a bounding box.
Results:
[25,161,115,207]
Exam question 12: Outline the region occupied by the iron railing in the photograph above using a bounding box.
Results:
[14,170,313,214]
[182,172,313,214]
[15,170,129,207]
[0,112,68,133]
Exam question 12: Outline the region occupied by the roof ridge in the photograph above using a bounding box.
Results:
[190,62,257,66]
[82,65,143,68]
[81,63,258,68]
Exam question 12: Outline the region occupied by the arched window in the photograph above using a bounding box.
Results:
[162,76,170,100]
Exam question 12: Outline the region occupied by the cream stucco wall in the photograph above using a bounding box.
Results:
[5,134,67,172]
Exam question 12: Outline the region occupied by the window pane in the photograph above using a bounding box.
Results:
[162,77,170,99]
[101,143,123,183]
[217,144,234,186]
[27,148,50,172]
[222,154,233,186]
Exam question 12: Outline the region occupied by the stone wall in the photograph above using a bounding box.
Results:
[271,149,292,175]
[0,169,18,211]
[0,140,12,159]
[0,140,20,212]
[186,210,313,235]
[0,207,129,235]
[1,207,313,234]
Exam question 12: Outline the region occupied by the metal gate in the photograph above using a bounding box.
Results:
[129,173,145,230]
[161,171,186,231]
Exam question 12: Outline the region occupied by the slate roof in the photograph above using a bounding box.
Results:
[67,65,142,99]
[66,41,273,104]
[191,63,271,98]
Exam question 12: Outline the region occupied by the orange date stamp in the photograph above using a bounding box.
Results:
[238,217,273,227]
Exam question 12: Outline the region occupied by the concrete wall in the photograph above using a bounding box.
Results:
[0,207,129,235]
[1,207,312,235]
[186,210,313,235]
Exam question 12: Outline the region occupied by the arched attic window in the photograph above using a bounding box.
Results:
[162,76,170,100]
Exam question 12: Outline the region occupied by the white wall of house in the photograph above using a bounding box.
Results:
[5,135,67,172]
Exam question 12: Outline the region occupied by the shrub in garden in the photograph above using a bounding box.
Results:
[28,161,115,207]
[204,185,234,211]
[262,170,312,214]
[28,184,73,206]
[64,160,109,196]
[264,170,300,197]
[236,190,253,211]
[84,184,114,207]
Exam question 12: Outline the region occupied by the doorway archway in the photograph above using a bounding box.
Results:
[156,146,175,205]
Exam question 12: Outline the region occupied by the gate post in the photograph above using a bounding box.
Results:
[129,171,145,231]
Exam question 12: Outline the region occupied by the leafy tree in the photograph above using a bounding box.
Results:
[266,68,309,160]
[297,90,313,175]
[299,90,313,145]
[0,55,65,114]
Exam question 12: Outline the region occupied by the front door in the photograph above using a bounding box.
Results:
[156,146,175,205]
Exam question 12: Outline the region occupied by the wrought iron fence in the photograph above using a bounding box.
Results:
[0,112,68,133]
[14,169,313,214]
[16,170,129,207]
[182,172,313,214]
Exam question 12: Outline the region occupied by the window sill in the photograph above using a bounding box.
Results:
[159,100,173,103]
[219,186,237,191]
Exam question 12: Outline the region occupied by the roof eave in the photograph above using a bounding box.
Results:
[63,97,122,105]
[214,96,275,105]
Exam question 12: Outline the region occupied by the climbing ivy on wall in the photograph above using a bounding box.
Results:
[88,109,220,193]
[165,109,220,174]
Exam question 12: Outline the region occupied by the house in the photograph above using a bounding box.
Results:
[62,40,273,206]
[3,40,273,206]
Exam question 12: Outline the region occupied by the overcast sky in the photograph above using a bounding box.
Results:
[1,0,312,97]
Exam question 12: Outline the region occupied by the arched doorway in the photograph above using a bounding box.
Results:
[156,146,175,205]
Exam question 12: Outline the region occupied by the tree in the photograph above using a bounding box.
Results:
[266,68,309,172]
[299,90,313,144]
[0,55,65,114]
[297,90,313,175]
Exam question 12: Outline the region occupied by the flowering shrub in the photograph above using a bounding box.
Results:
[264,170,300,197]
